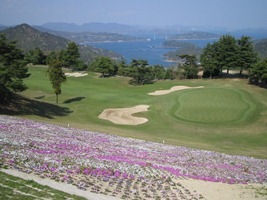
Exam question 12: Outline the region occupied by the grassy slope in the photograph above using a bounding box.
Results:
[0,171,86,200]
[3,65,267,158]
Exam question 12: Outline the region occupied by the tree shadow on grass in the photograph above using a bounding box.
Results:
[0,94,72,119]
[64,96,85,104]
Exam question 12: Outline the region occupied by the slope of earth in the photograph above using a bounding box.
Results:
[0,115,266,200]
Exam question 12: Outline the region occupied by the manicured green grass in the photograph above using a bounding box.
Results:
[173,88,255,124]
[2,65,267,158]
[0,171,86,200]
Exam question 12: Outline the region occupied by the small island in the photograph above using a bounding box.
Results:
[171,31,220,40]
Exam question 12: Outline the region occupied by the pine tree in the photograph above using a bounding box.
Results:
[0,34,30,102]
[237,36,258,76]
[47,60,66,103]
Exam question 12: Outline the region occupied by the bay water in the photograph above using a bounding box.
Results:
[88,35,216,67]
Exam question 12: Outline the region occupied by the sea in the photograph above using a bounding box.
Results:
[87,34,217,67]
[88,35,217,67]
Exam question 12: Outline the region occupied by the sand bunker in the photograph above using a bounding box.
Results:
[148,86,204,96]
[65,72,88,77]
[98,105,149,125]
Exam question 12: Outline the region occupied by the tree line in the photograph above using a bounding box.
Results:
[1,33,267,104]
[0,34,83,103]
[88,57,178,85]
[89,34,267,87]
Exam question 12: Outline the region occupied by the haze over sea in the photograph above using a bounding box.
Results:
[88,35,217,67]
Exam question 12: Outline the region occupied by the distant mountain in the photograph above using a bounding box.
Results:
[39,22,267,37]
[50,31,144,44]
[163,41,203,63]
[0,24,121,63]
[1,24,68,52]
[230,28,267,39]
[0,24,8,31]
[33,26,145,44]
[41,22,139,33]
[171,31,220,40]
[254,38,267,58]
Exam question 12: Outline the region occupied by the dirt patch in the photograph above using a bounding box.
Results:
[98,105,149,125]
[178,178,267,200]
[148,86,204,96]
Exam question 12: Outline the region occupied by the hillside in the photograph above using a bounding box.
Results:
[34,29,145,44]
[254,38,267,58]
[1,115,266,199]
[0,24,7,31]
[171,31,220,40]
[0,24,121,63]
[1,24,68,52]
[163,40,202,62]
[41,22,138,33]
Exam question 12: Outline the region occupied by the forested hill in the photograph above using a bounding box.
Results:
[1,24,68,52]
[0,25,7,31]
[171,31,220,40]
[39,31,145,44]
[254,38,267,58]
[0,24,121,63]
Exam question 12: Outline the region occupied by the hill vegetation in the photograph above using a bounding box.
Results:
[39,30,145,44]
[254,38,267,58]
[163,40,202,62]
[0,24,121,63]
[171,31,220,40]
[41,22,138,33]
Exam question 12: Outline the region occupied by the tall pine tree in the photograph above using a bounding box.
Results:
[237,36,258,76]
[48,60,66,104]
[0,34,30,102]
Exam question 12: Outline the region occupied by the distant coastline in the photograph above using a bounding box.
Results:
[172,37,219,41]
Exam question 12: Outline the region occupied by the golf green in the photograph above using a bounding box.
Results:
[2,66,266,158]
[173,88,253,124]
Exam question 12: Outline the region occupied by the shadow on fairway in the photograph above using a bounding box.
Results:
[0,94,72,119]
[64,96,85,104]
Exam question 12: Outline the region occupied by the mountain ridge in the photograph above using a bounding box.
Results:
[171,31,220,40]
[41,22,138,33]
[1,22,267,38]
[33,26,145,44]
[0,23,121,63]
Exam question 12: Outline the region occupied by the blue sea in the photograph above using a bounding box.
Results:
[88,35,217,67]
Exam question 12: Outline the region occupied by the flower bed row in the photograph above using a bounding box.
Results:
[0,115,267,199]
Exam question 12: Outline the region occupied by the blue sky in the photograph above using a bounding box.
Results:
[0,0,266,29]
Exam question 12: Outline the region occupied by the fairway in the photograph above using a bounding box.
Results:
[174,88,252,124]
[2,65,267,158]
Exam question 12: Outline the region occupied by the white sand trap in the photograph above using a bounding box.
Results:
[65,72,88,77]
[148,85,204,96]
[99,105,149,125]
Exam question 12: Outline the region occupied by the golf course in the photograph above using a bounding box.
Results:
[4,65,267,159]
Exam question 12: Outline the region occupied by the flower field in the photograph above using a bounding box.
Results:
[0,115,267,199]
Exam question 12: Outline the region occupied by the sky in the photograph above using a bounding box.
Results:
[0,0,267,29]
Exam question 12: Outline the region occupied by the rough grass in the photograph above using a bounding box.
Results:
[1,65,267,158]
[0,171,86,200]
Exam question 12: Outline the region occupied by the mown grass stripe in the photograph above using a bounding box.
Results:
[0,171,86,200]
